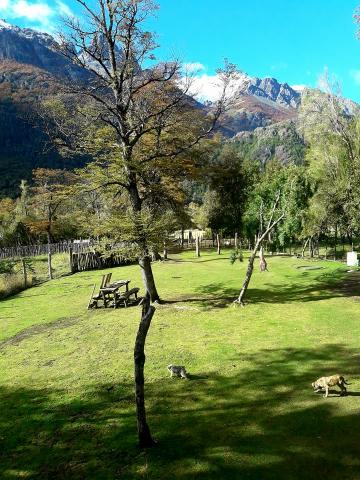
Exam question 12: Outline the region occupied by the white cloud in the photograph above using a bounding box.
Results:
[12,0,52,21]
[184,62,206,73]
[187,74,224,102]
[291,84,307,92]
[0,0,72,33]
[183,72,249,103]
[56,0,73,17]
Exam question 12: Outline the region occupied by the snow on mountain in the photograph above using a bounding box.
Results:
[0,19,13,30]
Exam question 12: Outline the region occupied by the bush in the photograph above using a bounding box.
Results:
[0,273,27,299]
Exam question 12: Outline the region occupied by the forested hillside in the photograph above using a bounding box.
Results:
[0,60,84,197]
[0,22,304,198]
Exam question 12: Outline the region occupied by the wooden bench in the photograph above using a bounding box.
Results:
[87,273,113,308]
[115,287,140,308]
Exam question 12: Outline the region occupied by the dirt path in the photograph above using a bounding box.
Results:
[0,316,80,351]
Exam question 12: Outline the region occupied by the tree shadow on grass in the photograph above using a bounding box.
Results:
[1,344,360,479]
[162,268,352,309]
[147,343,360,480]
[186,268,353,307]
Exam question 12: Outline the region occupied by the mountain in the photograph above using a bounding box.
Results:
[0,21,329,197]
[0,19,88,81]
[0,21,92,197]
[207,74,300,136]
[232,120,306,166]
[0,60,87,197]
[237,75,300,109]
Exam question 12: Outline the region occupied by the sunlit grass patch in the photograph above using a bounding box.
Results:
[0,251,359,479]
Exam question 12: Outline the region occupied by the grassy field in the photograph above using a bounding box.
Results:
[0,253,70,299]
[1,250,360,479]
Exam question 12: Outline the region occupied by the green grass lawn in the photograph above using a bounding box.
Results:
[1,250,360,479]
[0,253,71,299]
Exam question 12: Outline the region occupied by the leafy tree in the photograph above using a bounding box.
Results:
[48,0,236,447]
[27,168,76,244]
[0,181,34,246]
[299,75,360,249]
[233,161,308,305]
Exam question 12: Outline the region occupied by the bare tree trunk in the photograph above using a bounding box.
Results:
[180,229,184,249]
[139,255,160,303]
[216,234,221,255]
[163,241,168,260]
[236,250,256,305]
[235,194,285,305]
[334,224,337,261]
[259,246,268,272]
[47,235,53,280]
[134,295,156,448]
[302,238,309,258]
[309,236,314,258]
[151,250,162,261]
[48,251,53,280]
[235,232,238,249]
[195,236,200,257]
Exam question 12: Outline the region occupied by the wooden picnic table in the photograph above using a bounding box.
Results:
[106,279,131,291]
[99,280,140,308]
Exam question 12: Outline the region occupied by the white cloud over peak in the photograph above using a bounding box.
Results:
[182,70,250,103]
[291,84,307,92]
[186,74,225,102]
[0,0,73,33]
[184,62,206,73]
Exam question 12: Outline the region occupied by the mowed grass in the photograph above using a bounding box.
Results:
[1,250,360,479]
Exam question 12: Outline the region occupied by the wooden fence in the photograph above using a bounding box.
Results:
[70,251,133,273]
[0,241,91,260]
[171,237,247,250]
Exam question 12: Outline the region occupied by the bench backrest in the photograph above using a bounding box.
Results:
[99,272,112,289]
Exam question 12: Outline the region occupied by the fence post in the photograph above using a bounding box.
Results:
[21,258,27,288]
[216,234,221,255]
[69,247,74,274]
[195,236,200,257]
[48,243,53,280]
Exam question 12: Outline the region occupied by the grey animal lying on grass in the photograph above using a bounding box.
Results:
[312,374,350,397]
[167,364,188,379]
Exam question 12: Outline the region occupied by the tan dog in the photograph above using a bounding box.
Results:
[312,374,349,398]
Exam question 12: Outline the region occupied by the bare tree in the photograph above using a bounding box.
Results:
[234,192,285,306]
[56,0,235,300]
[53,0,235,447]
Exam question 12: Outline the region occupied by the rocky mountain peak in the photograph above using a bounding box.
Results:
[0,19,12,30]
[233,75,301,109]
[0,21,87,81]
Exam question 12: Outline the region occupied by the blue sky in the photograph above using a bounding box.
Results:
[1,0,360,101]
